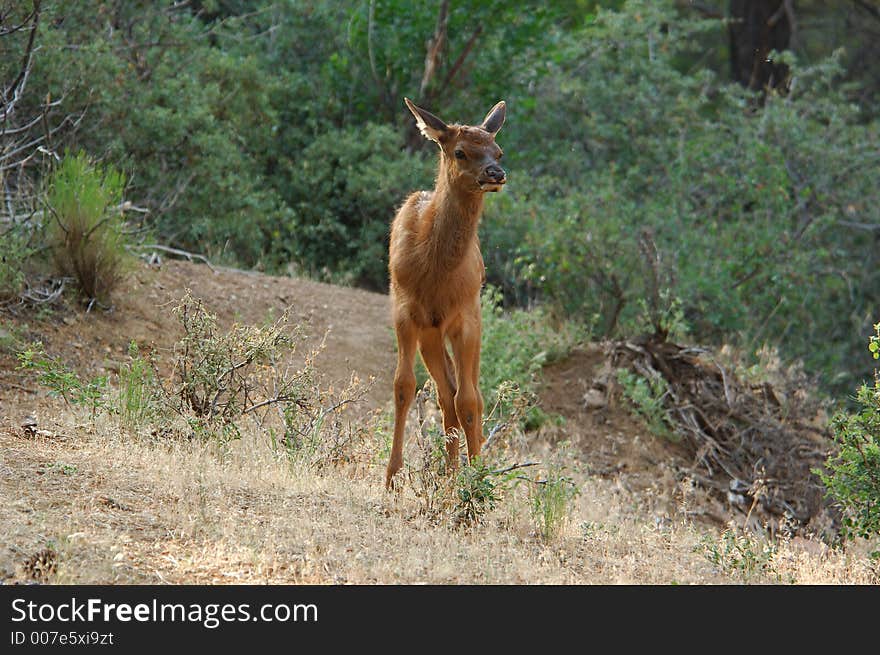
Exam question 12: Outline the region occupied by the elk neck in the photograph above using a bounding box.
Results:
[422,158,484,270]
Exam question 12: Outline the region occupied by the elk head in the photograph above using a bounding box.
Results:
[405,97,507,193]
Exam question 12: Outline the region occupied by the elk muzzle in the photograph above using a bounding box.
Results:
[478,164,506,192]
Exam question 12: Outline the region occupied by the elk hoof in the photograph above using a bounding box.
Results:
[385,457,403,489]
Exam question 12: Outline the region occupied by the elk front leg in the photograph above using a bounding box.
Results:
[387,321,418,489]
[450,317,485,463]
[418,328,461,468]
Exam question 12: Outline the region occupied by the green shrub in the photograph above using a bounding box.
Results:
[0,224,34,301]
[17,342,108,418]
[273,124,433,289]
[616,368,679,442]
[45,151,128,303]
[817,322,880,546]
[116,341,162,433]
[454,461,501,527]
[480,285,583,427]
[529,468,579,541]
[699,528,783,582]
[492,0,879,397]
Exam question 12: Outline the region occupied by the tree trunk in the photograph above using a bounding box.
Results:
[728,0,792,91]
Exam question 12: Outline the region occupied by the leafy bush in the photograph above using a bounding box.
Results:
[0,223,41,302]
[116,341,162,433]
[817,322,880,546]
[528,468,579,541]
[480,285,583,426]
[699,528,783,581]
[490,0,880,396]
[616,368,679,442]
[45,151,128,303]
[454,461,500,527]
[274,124,433,289]
[17,342,108,417]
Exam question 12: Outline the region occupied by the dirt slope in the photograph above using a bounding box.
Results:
[1,259,396,414]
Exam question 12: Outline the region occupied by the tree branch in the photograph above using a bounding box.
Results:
[852,0,880,23]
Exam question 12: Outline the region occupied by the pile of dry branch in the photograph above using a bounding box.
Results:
[606,336,836,536]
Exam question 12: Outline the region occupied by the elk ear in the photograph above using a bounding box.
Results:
[481,100,506,135]
[405,97,449,143]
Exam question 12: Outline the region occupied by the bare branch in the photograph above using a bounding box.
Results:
[1,0,42,125]
[492,461,541,476]
[436,24,483,99]
[419,0,449,99]
[366,0,394,120]
[126,244,215,272]
[852,0,880,23]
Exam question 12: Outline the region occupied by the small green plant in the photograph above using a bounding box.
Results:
[45,462,78,475]
[116,341,161,433]
[816,322,880,546]
[870,324,879,361]
[480,285,583,428]
[634,288,690,341]
[0,223,35,301]
[529,469,579,541]
[17,342,108,417]
[45,150,129,303]
[403,385,504,526]
[616,368,679,442]
[454,460,501,527]
[0,320,25,354]
[698,528,781,581]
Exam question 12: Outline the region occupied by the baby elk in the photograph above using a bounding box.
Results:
[385,97,507,488]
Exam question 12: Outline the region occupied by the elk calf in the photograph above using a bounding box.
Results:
[385,98,507,488]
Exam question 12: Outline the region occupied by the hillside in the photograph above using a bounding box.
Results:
[0,260,876,584]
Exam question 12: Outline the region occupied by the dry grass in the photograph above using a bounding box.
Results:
[1,399,877,585]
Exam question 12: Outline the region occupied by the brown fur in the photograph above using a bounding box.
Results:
[385,98,507,488]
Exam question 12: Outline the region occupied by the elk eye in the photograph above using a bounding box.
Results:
[454,149,467,160]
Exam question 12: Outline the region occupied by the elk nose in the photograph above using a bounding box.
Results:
[485,164,506,182]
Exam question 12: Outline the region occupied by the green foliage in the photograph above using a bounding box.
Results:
[529,469,579,541]
[616,368,679,442]
[491,0,879,395]
[45,151,128,302]
[116,341,161,433]
[817,323,880,545]
[9,0,877,399]
[635,289,690,342]
[0,224,36,301]
[17,342,108,417]
[454,460,501,527]
[402,391,508,527]
[480,285,583,426]
[699,528,783,582]
[0,320,25,354]
[274,125,433,289]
